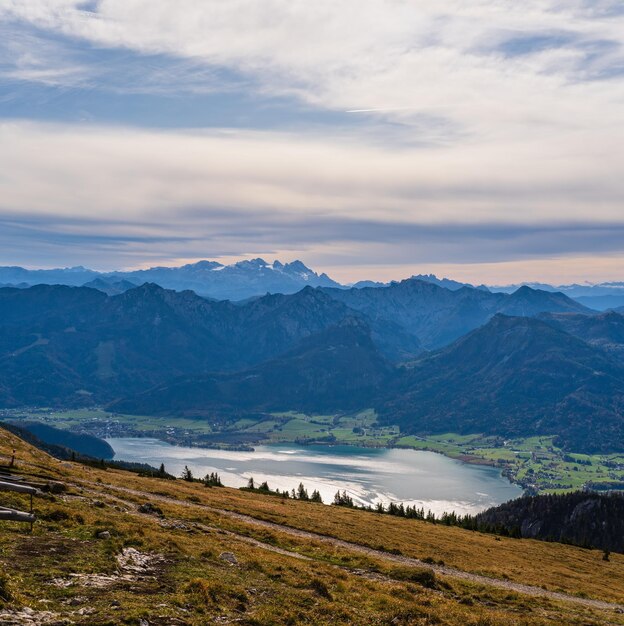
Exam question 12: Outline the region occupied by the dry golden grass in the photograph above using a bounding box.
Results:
[82,461,624,604]
[1,428,623,625]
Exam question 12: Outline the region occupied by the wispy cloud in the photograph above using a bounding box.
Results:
[0,121,622,277]
[0,2,623,281]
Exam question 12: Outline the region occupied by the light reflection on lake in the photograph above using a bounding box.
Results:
[108,438,522,516]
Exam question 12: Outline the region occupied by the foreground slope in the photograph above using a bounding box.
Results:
[1,428,624,625]
[383,314,624,452]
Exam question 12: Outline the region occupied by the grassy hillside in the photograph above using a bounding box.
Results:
[1,428,624,625]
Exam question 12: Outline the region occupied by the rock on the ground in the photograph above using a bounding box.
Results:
[219,552,238,565]
[138,502,163,516]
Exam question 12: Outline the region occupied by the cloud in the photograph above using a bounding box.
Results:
[1,120,623,223]
[0,121,623,276]
[0,2,623,281]
[2,2,624,132]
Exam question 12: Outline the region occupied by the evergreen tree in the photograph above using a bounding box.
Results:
[310,489,323,503]
[204,472,223,487]
[333,490,354,507]
[181,465,194,481]
[297,483,309,501]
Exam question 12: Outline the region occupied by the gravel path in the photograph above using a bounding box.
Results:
[77,479,624,614]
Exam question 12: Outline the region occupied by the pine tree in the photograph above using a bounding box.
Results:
[333,490,354,507]
[310,490,323,503]
[181,465,194,482]
[204,472,223,487]
[247,477,255,490]
[297,483,309,501]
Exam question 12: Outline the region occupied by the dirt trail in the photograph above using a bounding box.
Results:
[75,479,624,614]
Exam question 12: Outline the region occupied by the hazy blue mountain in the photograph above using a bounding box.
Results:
[574,295,624,311]
[0,282,29,289]
[382,314,624,453]
[490,281,624,311]
[0,259,341,301]
[351,274,489,291]
[110,317,392,417]
[351,280,389,289]
[82,278,138,295]
[489,282,557,294]
[0,265,99,286]
[322,279,588,349]
[410,274,490,292]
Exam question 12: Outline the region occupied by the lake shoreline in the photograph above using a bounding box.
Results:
[107,436,523,516]
[10,407,621,496]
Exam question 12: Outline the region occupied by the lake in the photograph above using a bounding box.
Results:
[108,438,522,516]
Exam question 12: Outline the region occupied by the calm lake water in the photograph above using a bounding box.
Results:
[108,438,522,516]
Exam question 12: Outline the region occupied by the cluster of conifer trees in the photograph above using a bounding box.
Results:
[244,477,323,502]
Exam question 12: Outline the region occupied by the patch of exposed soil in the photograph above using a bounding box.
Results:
[49,547,168,590]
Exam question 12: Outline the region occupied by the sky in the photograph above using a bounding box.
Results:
[0,1,624,285]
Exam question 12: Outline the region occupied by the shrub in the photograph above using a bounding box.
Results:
[310,578,332,600]
[390,567,438,589]
[0,573,13,603]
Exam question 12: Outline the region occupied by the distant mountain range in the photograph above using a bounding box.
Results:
[490,281,624,311]
[0,259,340,301]
[2,277,622,452]
[2,260,623,309]
[353,274,491,292]
[0,283,357,406]
[321,281,587,349]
